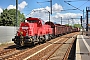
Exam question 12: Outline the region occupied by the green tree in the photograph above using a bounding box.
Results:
[73,24,81,28]
[65,24,82,28]
[0,9,25,26]
[65,24,69,26]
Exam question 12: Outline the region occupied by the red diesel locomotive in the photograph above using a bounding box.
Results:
[12,17,53,46]
[12,17,79,47]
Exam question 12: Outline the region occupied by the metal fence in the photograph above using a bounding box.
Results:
[0,26,17,44]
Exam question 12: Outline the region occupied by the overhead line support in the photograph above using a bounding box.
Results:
[16,0,18,27]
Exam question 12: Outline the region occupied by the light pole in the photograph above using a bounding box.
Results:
[86,7,90,36]
[48,11,50,22]
[61,17,62,24]
[50,0,52,14]
[71,18,74,27]
[16,0,18,27]
[68,19,69,26]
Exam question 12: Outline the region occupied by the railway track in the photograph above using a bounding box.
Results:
[0,32,80,60]
[0,48,16,56]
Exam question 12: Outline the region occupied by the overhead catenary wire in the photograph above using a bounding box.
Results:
[37,1,52,22]
[64,0,90,2]
[37,1,51,3]
[64,0,90,21]
[64,1,83,12]
[64,0,90,12]
[77,1,88,8]
[25,0,50,17]
[36,1,51,12]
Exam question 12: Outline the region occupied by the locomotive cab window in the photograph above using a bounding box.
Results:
[26,20,38,23]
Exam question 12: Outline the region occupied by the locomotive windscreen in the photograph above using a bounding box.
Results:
[26,20,38,23]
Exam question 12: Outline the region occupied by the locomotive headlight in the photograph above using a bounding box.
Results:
[20,31,23,35]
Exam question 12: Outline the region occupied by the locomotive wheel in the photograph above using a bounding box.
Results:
[38,38,41,45]
[32,42,35,46]
[43,39,46,43]
[20,40,24,46]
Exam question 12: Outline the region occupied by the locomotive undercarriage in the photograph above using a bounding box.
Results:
[12,34,54,47]
[12,36,35,47]
[12,36,44,47]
